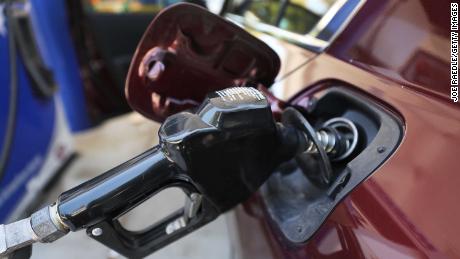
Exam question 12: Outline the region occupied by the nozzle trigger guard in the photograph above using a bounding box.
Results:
[86,181,217,259]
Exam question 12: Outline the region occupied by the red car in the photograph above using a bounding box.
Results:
[1,1,458,258]
[123,0,460,257]
[74,0,460,258]
[219,0,460,258]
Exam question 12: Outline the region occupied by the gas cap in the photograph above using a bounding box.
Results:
[125,3,280,122]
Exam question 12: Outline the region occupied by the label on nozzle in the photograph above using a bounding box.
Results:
[199,86,272,129]
[215,87,265,103]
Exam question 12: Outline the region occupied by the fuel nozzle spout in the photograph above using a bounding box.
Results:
[277,114,359,162]
[279,107,359,187]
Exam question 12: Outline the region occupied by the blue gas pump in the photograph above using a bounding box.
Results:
[0,1,90,222]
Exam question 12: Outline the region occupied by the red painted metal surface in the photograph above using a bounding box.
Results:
[328,0,451,100]
[235,53,460,258]
[232,0,460,258]
[125,4,280,122]
[123,1,460,258]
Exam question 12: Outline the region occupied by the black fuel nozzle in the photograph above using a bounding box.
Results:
[0,87,358,258]
[157,87,303,213]
[52,87,304,258]
[28,87,354,259]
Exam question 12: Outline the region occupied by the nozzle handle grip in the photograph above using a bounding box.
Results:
[57,146,189,230]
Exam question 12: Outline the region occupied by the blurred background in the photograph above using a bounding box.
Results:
[0,0,339,258]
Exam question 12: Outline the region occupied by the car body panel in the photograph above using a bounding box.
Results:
[242,30,318,79]
[231,0,460,258]
[234,51,460,258]
[328,0,450,100]
[252,31,318,98]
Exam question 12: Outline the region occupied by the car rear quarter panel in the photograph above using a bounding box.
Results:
[232,0,460,258]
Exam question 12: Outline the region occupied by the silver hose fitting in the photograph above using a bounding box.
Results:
[0,204,68,257]
[305,130,337,154]
[305,117,359,161]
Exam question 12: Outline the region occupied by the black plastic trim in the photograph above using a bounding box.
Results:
[260,86,403,244]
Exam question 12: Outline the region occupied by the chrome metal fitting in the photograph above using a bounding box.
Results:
[304,117,359,161]
[30,205,68,243]
[165,193,203,235]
